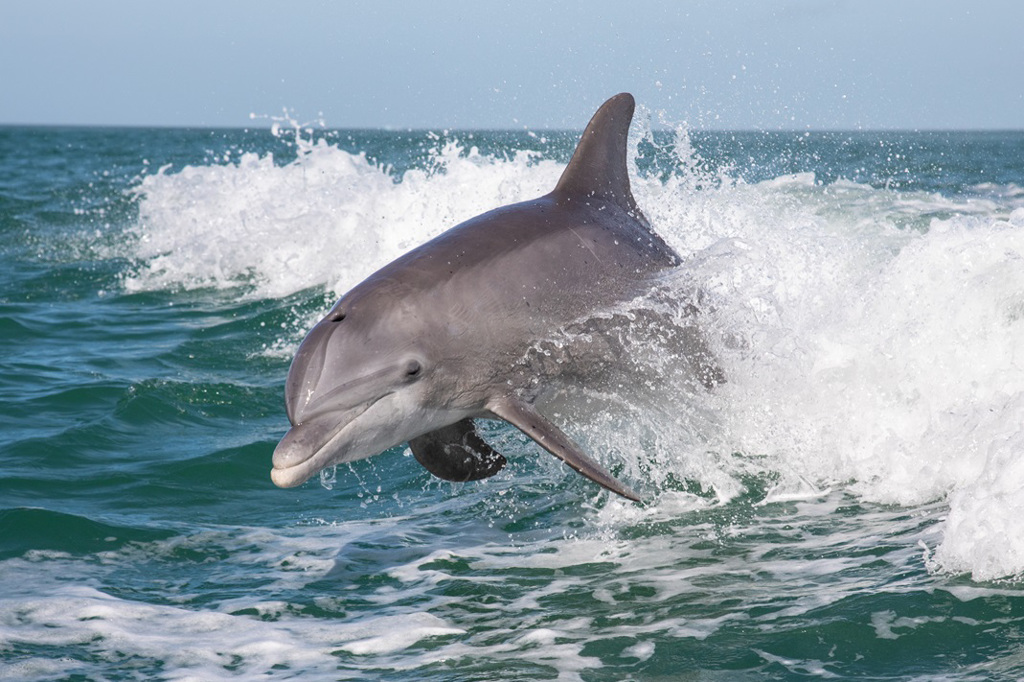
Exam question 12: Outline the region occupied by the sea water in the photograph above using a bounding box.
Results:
[2,113,1024,680]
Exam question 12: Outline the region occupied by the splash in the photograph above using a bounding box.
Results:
[642,147,1024,580]
[125,123,1024,580]
[125,122,562,299]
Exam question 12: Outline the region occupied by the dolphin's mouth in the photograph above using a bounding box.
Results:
[271,398,384,488]
[270,416,346,488]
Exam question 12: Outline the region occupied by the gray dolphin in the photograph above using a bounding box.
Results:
[272,93,700,501]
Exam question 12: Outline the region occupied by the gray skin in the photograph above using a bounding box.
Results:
[272,93,687,501]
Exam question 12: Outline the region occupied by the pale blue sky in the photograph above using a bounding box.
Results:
[1,0,1021,130]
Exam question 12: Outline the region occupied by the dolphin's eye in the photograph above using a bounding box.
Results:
[330,311,346,322]
[405,360,422,378]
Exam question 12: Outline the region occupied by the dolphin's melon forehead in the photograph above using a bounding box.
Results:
[334,273,419,313]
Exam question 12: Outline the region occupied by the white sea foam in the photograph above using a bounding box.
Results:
[126,131,561,299]
[0,574,467,680]
[0,519,717,679]
[125,128,1024,580]
[0,491,990,679]
[659,182,1024,580]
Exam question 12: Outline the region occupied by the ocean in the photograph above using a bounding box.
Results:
[2,112,1024,680]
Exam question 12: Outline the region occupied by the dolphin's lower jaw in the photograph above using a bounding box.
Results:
[271,414,369,488]
[270,460,318,488]
[272,399,480,488]
[271,430,336,488]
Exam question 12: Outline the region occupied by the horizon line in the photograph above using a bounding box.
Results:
[2,121,1023,135]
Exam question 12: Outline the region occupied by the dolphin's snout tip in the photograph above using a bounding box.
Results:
[270,465,304,488]
[272,434,306,470]
[272,418,344,488]
[271,433,316,488]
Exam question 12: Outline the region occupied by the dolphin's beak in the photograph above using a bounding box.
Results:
[271,417,341,488]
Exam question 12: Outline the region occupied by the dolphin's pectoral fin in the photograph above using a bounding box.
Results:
[489,397,642,502]
[409,419,507,482]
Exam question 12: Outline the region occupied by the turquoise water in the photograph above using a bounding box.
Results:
[2,119,1024,680]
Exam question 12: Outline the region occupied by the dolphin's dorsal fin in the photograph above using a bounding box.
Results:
[553,92,641,216]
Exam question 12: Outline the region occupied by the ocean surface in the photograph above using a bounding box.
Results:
[2,112,1024,680]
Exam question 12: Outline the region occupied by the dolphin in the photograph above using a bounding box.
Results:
[272,93,710,501]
